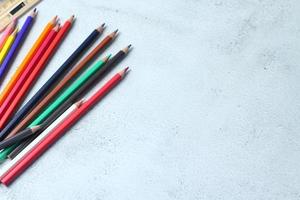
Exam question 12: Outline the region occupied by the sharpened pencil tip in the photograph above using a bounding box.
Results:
[103,54,111,62]
[109,29,118,38]
[96,23,105,32]
[53,23,60,31]
[31,125,42,133]
[122,44,132,54]
[75,99,85,107]
[119,67,129,78]
[51,15,58,24]
[69,15,75,23]
[31,8,38,17]
[11,27,18,35]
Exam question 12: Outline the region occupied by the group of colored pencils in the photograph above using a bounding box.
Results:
[0,8,131,186]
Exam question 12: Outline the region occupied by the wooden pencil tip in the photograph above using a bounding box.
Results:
[52,15,58,24]
[122,44,132,54]
[75,99,85,107]
[53,23,60,31]
[96,23,105,32]
[119,67,129,78]
[31,125,42,133]
[103,54,111,62]
[109,29,118,38]
[11,27,18,35]
[31,8,38,17]
[68,15,75,23]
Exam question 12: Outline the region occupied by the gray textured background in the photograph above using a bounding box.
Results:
[0,0,299,199]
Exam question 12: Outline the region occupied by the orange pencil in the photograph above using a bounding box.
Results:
[0,16,74,128]
[0,16,57,106]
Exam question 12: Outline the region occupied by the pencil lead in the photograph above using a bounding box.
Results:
[122,44,132,54]
[31,8,38,17]
[96,23,105,32]
[68,15,75,23]
[103,54,111,62]
[119,67,129,78]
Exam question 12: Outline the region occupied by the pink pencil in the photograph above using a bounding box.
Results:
[0,19,17,51]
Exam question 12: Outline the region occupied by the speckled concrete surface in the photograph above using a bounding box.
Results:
[0,0,299,199]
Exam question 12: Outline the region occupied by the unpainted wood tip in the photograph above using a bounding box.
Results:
[109,29,118,38]
[11,27,18,35]
[31,125,42,133]
[122,44,132,54]
[119,67,129,78]
[75,99,85,107]
[30,8,38,17]
[51,15,58,24]
[96,23,105,32]
[68,15,75,23]
[53,23,60,31]
[103,54,111,62]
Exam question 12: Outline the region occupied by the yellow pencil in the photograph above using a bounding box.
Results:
[0,27,18,65]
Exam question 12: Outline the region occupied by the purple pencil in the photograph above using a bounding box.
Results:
[0,9,37,81]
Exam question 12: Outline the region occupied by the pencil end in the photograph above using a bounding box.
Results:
[51,15,58,25]
[109,29,118,38]
[119,67,129,78]
[122,44,132,54]
[53,23,60,31]
[75,99,85,107]
[31,125,42,133]
[96,23,105,33]
[11,27,18,36]
[103,54,111,62]
[31,8,38,18]
[68,15,75,23]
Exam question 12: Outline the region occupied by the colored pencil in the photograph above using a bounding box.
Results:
[30,55,110,127]
[0,10,37,81]
[0,101,83,177]
[0,25,59,129]
[0,19,17,51]
[0,28,18,66]
[5,30,118,139]
[8,45,131,159]
[0,16,57,107]
[0,126,41,150]
[0,68,129,186]
[0,16,74,129]
[0,23,105,140]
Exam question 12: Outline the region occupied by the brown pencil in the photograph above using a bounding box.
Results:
[5,30,118,139]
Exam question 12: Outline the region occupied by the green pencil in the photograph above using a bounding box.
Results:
[0,55,110,160]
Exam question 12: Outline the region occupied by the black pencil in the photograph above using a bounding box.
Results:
[0,24,105,141]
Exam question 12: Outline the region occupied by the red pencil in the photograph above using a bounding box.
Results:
[0,16,74,129]
[0,26,59,128]
[0,67,129,186]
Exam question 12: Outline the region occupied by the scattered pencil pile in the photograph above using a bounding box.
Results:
[0,8,131,186]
